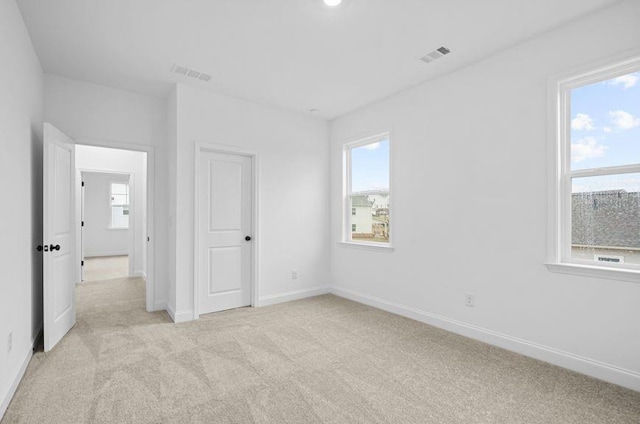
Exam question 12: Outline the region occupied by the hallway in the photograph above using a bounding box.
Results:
[82,256,129,282]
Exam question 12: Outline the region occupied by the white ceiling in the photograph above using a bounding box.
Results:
[17,0,619,119]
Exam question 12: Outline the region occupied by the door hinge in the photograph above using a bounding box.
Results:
[81,260,84,266]
[81,181,85,187]
[81,221,84,227]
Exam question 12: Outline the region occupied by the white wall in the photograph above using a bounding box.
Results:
[81,172,131,258]
[0,0,43,417]
[169,84,330,319]
[330,0,640,390]
[76,147,146,274]
[44,75,168,307]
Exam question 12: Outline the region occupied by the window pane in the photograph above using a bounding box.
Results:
[351,139,389,192]
[571,173,640,265]
[348,137,390,244]
[350,194,389,243]
[570,71,640,170]
[111,206,129,228]
[111,194,128,206]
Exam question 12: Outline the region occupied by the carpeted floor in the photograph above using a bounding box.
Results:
[3,278,639,424]
[82,255,129,282]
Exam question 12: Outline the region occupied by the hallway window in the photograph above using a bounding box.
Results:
[110,182,129,229]
[344,133,391,246]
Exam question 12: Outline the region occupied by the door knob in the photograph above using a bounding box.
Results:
[245,236,252,241]
[50,244,61,251]
[36,245,43,252]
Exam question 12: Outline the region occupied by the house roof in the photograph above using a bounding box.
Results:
[352,195,373,207]
[572,191,640,249]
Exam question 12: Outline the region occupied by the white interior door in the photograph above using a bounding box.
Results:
[198,151,252,315]
[43,123,76,352]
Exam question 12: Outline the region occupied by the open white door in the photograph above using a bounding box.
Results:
[80,176,85,282]
[43,123,76,352]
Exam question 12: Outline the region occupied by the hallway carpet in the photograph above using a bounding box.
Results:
[82,255,129,282]
[2,279,639,423]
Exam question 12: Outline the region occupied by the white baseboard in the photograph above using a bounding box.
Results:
[330,286,640,392]
[259,285,330,307]
[166,302,176,322]
[131,270,144,278]
[174,309,194,323]
[152,301,166,312]
[0,347,32,420]
[84,251,128,258]
[166,303,193,324]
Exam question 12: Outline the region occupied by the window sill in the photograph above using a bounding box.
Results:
[338,241,394,252]
[545,262,640,283]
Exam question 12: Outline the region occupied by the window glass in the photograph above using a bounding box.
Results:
[110,182,129,229]
[571,174,640,266]
[571,72,640,170]
[346,137,390,244]
[351,139,390,193]
[563,67,640,270]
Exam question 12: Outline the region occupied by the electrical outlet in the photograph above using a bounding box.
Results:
[292,270,298,280]
[465,293,475,307]
[7,331,12,354]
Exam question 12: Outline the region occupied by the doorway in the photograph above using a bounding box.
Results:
[75,145,147,286]
[194,143,259,318]
[79,171,133,282]
[42,123,157,351]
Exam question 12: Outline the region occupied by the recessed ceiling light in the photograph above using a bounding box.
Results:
[324,0,342,6]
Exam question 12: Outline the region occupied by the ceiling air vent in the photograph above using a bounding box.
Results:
[170,63,212,82]
[419,46,451,64]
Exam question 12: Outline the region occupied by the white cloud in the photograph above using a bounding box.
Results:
[602,127,612,133]
[609,110,640,130]
[571,137,607,163]
[606,73,639,89]
[571,113,594,130]
[362,142,380,150]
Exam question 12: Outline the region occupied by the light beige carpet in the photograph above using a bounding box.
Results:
[83,256,129,282]
[3,279,639,424]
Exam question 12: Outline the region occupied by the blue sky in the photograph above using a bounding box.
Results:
[351,139,389,192]
[571,71,640,192]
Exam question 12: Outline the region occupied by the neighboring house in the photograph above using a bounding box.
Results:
[572,190,640,249]
[372,216,389,240]
[351,195,373,235]
[351,192,390,240]
[369,192,390,215]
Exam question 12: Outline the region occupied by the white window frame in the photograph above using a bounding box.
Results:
[547,54,640,283]
[109,181,130,230]
[341,132,393,251]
